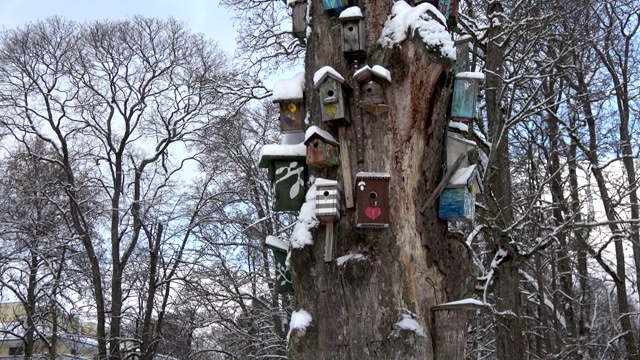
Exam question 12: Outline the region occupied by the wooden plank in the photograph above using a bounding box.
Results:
[338,126,354,208]
[420,153,466,214]
[324,221,334,262]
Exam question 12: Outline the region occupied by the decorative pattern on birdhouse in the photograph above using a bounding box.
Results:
[354,65,392,116]
[355,172,390,228]
[322,0,348,14]
[315,178,340,222]
[339,7,366,61]
[272,72,306,134]
[438,165,482,221]
[290,0,308,41]
[451,72,484,122]
[304,125,340,168]
[314,66,351,126]
[265,236,294,294]
[259,144,307,212]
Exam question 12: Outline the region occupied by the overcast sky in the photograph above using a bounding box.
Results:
[0,0,238,53]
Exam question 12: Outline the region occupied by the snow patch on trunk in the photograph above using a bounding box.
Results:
[392,310,426,337]
[287,309,313,343]
[289,185,319,248]
[336,253,366,266]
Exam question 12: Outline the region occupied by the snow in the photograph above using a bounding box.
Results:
[336,253,366,266]
[287,0,302,5]
[266,235,289,252]
[378,1,455,60]
[305,125,338,145]
[286,309,313,343]
[339,6,363,19]
[354,65,392,83]
[437,298,486,307]
[449,121,468,132]
[313,66,345,87]
[455,71,485,81]
[289,185,319,248]
[371,65,392,82]
[356,171,390,179]
[315,178,339,187]
[449,165,477,187]
[259,143,306,160]
[272,72,305,102]
[393,314,426,337]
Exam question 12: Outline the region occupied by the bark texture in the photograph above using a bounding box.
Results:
[289,1,473,359]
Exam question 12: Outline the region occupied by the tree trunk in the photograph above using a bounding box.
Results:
[289,1,473,359]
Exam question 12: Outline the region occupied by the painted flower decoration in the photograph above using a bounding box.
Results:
[287,102,298,112]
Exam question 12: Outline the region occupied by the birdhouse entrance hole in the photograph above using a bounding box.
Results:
[370,192,377,199]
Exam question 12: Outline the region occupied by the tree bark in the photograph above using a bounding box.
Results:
[289,2,473,359]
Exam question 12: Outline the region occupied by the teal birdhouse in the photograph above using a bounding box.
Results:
[265,236,294,294]
[322,0,349,14]
[259,144,307,212]
[451,72,484,122]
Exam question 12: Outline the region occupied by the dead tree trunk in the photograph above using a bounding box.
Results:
[288,1,474,359]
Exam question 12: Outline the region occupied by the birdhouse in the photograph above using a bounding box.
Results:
[315,178,340,222]
[265,236,294,294]
[446,132,476,169]
[451,72,484,122]
[290,0,308,41]
[354,65,391,116]
[438,0,459,28]
[438,165,482,221]
[322,0,348,14]
[259,144,307,212]
[304,125,340,168]
[314,66,351,126]
[339,7,365,60]
[355,172,390,228]
[272,72,306,134]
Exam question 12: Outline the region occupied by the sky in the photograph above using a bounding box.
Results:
[0,0,238,53]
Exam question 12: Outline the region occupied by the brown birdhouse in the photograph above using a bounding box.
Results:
[304,125,340,168]
[353,65,391,116]
[355,172,390,228]
[313,66,351,126]
[272,72,306,134]
[290,0,308,41]
[339,6,366,62]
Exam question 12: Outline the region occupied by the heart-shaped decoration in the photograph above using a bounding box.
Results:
[365,206,382,220]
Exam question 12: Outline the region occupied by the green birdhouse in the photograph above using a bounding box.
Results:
[313,66,351,126]
[451,72,484,122]
[265,236,294,294]
[259,144,307,212]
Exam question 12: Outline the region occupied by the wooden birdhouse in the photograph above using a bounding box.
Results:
[265,236,294,294]
[272,72,306,134]
[451,72,484,122]
[259,144,307,212]
[322,0,348,14]
[315,178,340,222]
[314,66,351,126]
[354,65,392,116]
[304,125,340,168]
[339,7,366,61]
[355,172,390,228]
[290,0,307,41]
[438,0,459,28]
[438,165,482,221]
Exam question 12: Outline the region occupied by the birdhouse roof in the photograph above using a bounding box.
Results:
[447,132,477,147]
[455,71,485,82]
[356,172,390,180]
[447,165,483,193]
[272,71,305,102]
[315,178,339,187]
[304,125,339,146]
[339,6,363,20]
[266,235,289,252]
[449,121,469,133]
[258,143,306,168]
[286,0,305,5]
[353,65,392,84]
[313,66,348,89]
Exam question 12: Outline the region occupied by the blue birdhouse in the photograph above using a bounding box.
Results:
[451,72,484,122]
[438,165,482,221]
[323,0,349,14]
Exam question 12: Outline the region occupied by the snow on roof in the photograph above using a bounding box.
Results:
[315,178,339,187]
[455,71,485,81]
[378,1,455,60]
[290,185,319,248]
[356,171,390,179]
[304,125,338,145]
[393,314,426,337]
[448,131,477,146]
[449,165,478,187]
[435,298,487,308]
[336,253,366,266]
[286,309,313,343]
[339,6,363,19]
[449,121,469,133]
[258,143,306,167]
[353,65,392,83]
[272,72,305,102]
[313,66,345,88]
[266,235,289,252]
[287,0,303,5]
